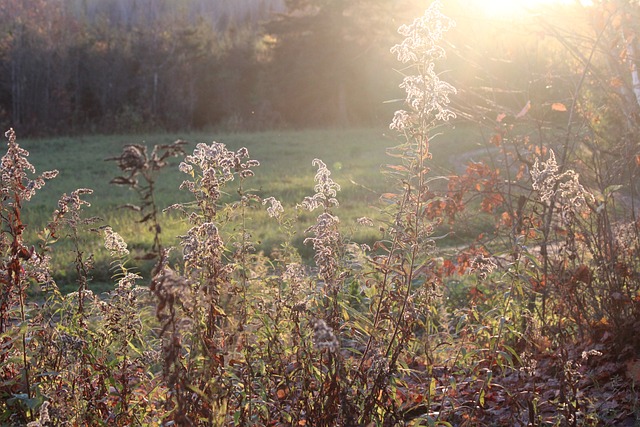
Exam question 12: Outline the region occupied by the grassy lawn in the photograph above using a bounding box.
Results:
[18,125,483,293]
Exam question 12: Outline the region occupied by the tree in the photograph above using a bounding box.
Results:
[0,0,283,134]
[0,0,76,133]
[263,0,419,127]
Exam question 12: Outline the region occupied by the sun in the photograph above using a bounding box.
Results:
[474,0,593,18]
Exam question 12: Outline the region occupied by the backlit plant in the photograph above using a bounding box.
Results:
[0,2,638,426]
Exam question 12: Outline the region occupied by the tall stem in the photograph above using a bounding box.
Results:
[385,133,429,359]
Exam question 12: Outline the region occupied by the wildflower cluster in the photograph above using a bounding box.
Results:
[390,1,454,64]
[530,149,593,209]
[102,226,130,258]
[313,319,339,352]
[304,212,341,284]
[1,129,58,332]
[300,158,343,312]
[181,222,228,278]
[262,196,284,219]
[1,128,58,202]
[300,159,340,211]
[390,0,457,132]
[530,149,594,225]
[282,262,307,301]
[179,142,259,202]
[356,216,374,227]
[52,188,93,218]
[102,272,143,345]
[3,0,638,421]
[26,401,50,427]
[108,140,187,258]
[470,254,498,281]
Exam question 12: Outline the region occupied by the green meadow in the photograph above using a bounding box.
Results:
[20,126,482,293]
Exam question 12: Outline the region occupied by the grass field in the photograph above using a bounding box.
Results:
[19,125,483,293]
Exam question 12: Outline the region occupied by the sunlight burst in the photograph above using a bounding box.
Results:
[474,0,594,18]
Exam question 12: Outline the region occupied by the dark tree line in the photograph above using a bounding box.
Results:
[0,0,289,135]
[0,0,423,136]
[263,0,414,126]
[10,0,636,139]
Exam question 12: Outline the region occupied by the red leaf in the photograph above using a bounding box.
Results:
[551,102,567,112]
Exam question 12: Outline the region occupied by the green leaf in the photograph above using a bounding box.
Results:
[8,393,44,410]
[502,344,521,363]
[429,377,436,398]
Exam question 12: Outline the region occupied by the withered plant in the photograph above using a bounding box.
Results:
[2,2,638,426]
[107,140,188,260]
[0,128,57,422]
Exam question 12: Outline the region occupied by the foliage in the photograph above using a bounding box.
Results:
[21,128,410,292]
[262,0,412,127]
[1,3,640,426]
[0,0,283,135]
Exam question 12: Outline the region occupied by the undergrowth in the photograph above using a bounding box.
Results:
[0,3,638,426]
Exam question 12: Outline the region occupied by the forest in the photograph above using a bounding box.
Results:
[0,0,421,134]
[1,0,640,425]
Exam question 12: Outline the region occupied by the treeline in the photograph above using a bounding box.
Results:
[0,0,288,135]
[0,0,420,136]
[5,0,638,139]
